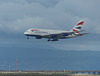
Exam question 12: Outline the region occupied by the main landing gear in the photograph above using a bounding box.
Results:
[47,38,58,41]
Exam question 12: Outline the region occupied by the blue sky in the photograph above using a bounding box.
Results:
[0,0,100,70]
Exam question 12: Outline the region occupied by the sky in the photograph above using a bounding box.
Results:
[0,0,100,70]
[0,0,100,50]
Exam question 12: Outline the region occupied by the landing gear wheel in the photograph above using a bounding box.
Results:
[48,39,51,41]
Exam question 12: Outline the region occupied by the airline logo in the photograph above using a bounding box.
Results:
[31,29,39,31]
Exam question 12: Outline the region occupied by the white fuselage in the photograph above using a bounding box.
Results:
[24,28,77,39]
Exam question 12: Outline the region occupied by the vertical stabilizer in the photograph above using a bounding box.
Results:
[71,20,84,34]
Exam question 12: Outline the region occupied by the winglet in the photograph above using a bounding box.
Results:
[80,33,90,36]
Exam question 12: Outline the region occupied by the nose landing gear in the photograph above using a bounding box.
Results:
[27,36,29,39]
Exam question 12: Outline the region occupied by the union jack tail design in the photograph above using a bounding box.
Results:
[71,20,84,34]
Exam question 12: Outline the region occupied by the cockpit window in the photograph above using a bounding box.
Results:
[31,30,35,32]
[31,30,33,31]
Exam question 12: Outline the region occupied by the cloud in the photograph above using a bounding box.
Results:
[7,16,58,33]
[0,0,99,51]
[26,0,60,7]
[51,42,100,51]
[0,0,100,35]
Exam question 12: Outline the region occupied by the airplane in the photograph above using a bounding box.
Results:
[24,20,88,41]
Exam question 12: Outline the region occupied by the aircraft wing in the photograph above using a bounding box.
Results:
[42,31,88,41]
[42,31,75,38]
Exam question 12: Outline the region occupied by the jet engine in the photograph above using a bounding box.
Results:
[50,34,56,38]
[35,36,42,39]
[61,33,69,36]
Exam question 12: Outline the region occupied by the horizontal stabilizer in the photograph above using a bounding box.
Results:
[80,33,89,36]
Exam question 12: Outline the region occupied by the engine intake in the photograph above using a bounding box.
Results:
[35,36,42,39]
[61,33,69,36]
[50,34,56,38]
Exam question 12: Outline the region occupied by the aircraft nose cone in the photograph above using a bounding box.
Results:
[24,32,27,35]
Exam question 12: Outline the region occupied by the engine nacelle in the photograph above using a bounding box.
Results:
[61,33,69,36]
[50,34,56,38]
[35,36,42,39]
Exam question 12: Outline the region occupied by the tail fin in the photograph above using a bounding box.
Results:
[71,20,84,34]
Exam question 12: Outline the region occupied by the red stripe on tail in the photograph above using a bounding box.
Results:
[73,29,80,34]
[77,21,84,26]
